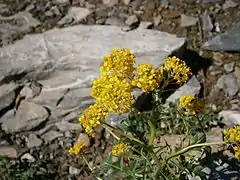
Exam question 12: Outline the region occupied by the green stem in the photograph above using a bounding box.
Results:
[82,155,93,171]
[102,122,145,145]
[148,149,162,178]
[102,124,120,141]
[196,116,206,133]
[166,141,226,162]
[177,110,190,135]
[148,120,156,145]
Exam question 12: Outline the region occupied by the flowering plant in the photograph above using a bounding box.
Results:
[69,48,240,179]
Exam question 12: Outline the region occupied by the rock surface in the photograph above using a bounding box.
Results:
[0,25,185,84]
[166,76,202,104]
[1,101,49,133]
[202,22,240,51]
[0,11,40,44]
[0,83,18,112]
[218,110,240,127]
[180,14,198,27]
[0,146,18,158]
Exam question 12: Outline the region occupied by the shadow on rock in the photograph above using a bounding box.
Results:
[200,151,240,180]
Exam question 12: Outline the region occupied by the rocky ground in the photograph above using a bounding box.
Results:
[0,0,240,179]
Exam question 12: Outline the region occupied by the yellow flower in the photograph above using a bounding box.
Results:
[132,64,163,93]
[233,146,240,160]
[162,56,192,84]
[91,74,132,114]
[100,48,135,78]
[69,142,86,156]
[112,143,127,156]
[224,126,240,144]
[79,103,108,136]
[179,95,204,116]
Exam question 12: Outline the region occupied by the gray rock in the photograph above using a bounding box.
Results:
[0,25,185,85]
[138,21,153,29]
[21,153,36,162]
[153,15,162,26]
[215,73,239,96]
[223,0,238,10]
[42,130,63,142]
[105,17,126,27]
[57,88,94,110]
[0,82,18,112]
[201,0,221,3]
[19,86,34,99]
[57,7,91,25]
[102,0,119,6]
[0,11,40,42]
[31,88,65,108]
[55,122,82,132]
[69,166,81,175]
[218,110,240,127]
[26,133,43,148]
[2,102,49,133]
[131,0,143,10]
[0,146,17,158]
[123,0,131,5]
[125,15,139,26]
[202,10,213,32]
[155,0,170,5]
[0,25,186,118]
[214,22,221,33]
[0,109,14,124]
[165,76,201,104]
[180,14,198,27]
[223,62,235,73]
[160,0,170,5]
[0,4,8,14]
[54,0,70,4]
[202,22,240,52]
[106,113,129,127]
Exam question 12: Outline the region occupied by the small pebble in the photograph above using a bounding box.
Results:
[224,62,235,73]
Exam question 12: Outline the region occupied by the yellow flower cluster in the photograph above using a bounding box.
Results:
[100,48,135,78]
[91,74,132,114]
[79,49,134,136]
[233,146,240,160]
[132,64,163,93]
[179,95,204,116]
[69,142,86,155]
[224,126,240,144]
[112,143,127,156]
[224,126,240,159]
[79,103,108,136]
[162,56,192,84]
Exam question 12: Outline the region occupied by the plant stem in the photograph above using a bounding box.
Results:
[101,124,120,141]
[166,141,226,162]
[102,122,145,145]
[196,116,205,133]
[147,148,162,179]
[148,120,156,145]
[177,110,190,135]
[82,155,93,171]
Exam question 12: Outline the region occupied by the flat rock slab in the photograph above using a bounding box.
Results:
[202,22,240,52]
[0,146,17,158]
[0,25,186,85]
[0,82,18,112]
[1,101,49,133]
[166,76,201,104]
